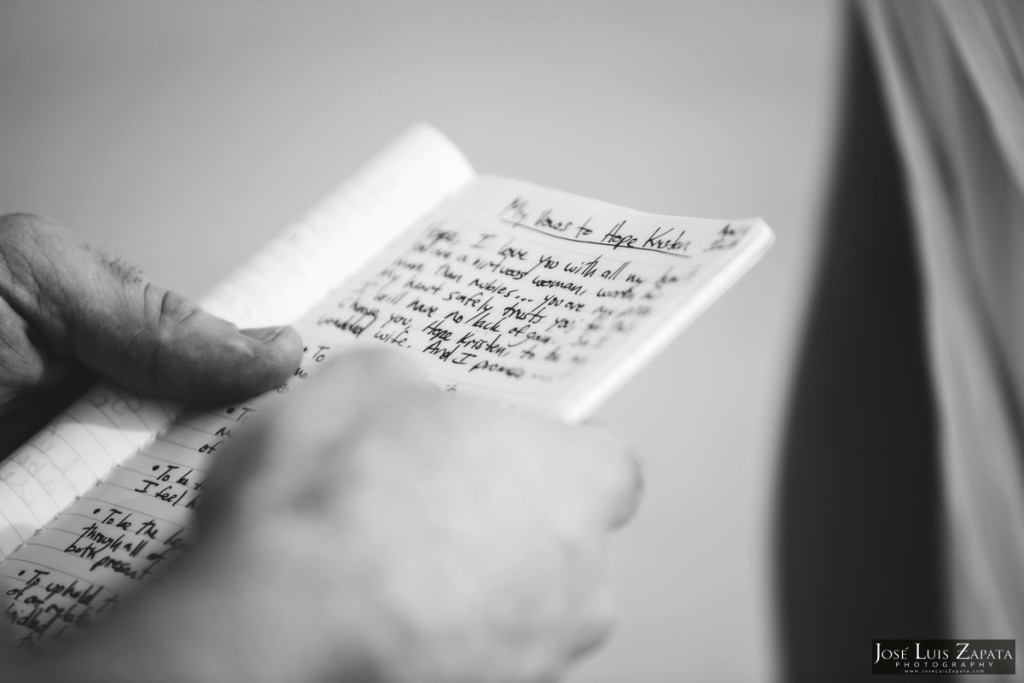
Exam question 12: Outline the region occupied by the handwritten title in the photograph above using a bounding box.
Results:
[499,197,695,258]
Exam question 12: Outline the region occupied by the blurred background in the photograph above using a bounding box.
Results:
[0,1,842,680]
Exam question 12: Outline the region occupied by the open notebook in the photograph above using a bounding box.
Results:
[0,125,772,646]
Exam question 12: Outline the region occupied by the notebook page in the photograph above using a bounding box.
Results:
[0,391,176,564]
[0,125,474,645]
[297,175,774,421]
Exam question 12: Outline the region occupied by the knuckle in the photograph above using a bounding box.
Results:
[141,285,177,343]
[565,583,616,661]
[147,285,197,333]
[129,285,201,375]
[616,452,644,526]
[576,424,643,527]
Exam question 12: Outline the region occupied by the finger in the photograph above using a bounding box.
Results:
[575,423,644,530]
[0,213,304,402]
[293,347,420,405]
[196,348,421,527]
[0,294,81,398]
[261,347,422,447]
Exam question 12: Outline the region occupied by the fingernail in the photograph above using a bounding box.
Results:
[241,325,289,343]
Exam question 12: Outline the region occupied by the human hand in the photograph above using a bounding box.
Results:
[124,350,641,683]
[0,212,303,452]
[0,213,640,683]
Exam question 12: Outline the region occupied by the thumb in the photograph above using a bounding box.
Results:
[0,213,303,402]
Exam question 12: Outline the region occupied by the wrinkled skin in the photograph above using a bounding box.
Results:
[0,212,303,453]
